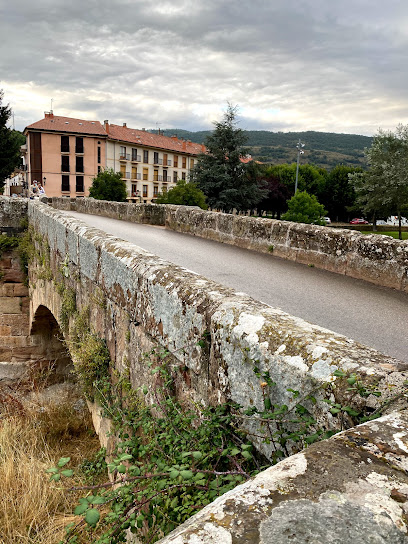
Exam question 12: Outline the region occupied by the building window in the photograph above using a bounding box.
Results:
[61,135,69,153]
[143,185,148,197]
[98,166,101,174]
[132,167,137,179]
[97,146,101,164]
[76,156,84,173]
[75,137,84,153]
[173,171,178,183]
[153,185,158,197]
[174,155,178,167]
[61,175,70,192]
[163,153,168,166]
[132,148,139,161]
[153,169,159,181]
[120,165,126,177]
[182,172,186,180]
[154,152,159,164]
[182,157,186,168]
[143,150,149,163]
[131,184,137,196]
[162,184,167,193]
[120,146,127,160]
[163,170,168,182]
[61,155,70,172]
[143,168,148,181]
[190,159,195,169]
[76,175,84,192]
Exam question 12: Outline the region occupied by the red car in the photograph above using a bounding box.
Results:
[350,218,369,224]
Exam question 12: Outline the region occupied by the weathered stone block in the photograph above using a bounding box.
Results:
[0,297,21,314]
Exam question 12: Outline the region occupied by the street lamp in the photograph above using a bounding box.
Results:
[294,139,305,194]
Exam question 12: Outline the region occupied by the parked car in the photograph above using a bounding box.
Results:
[323,217,331,225]
[350,218,369,224]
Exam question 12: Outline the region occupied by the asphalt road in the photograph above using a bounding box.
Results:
[62,211,408,363]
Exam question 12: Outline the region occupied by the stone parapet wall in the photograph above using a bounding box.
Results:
[0,197,28,234]
[29,201,408,462]
[157,410,408,543]
[48,198,408,293]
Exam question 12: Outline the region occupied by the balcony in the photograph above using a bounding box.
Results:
[119,153,130,161]
[163,159,172,167]
[153,175,163,182]
[131,173,141,180]
[121,172,131,179]
[131,154,141,162]
[153,158,163,165]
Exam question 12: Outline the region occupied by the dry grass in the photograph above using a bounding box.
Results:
[0,392,101,544]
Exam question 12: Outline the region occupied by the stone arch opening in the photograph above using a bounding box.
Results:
[30,305,73,380]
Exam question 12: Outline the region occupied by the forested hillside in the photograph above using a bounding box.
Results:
[156,129,372,170]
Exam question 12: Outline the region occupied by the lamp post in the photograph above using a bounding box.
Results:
[294,139,305,194]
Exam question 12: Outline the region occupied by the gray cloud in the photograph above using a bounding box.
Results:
[1,0,408,135]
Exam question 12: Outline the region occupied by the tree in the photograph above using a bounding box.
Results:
[352,125,408,239]
[155,179,207,209]
[256,169,291,218]
[321,165,362,222]
[89,168,127,202]
[0,90,23,186]
[191,104,265,212]
[282,191,327,225]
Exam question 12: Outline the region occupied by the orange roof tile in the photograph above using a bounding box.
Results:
[107,124,206,155]
[25,115,107,136]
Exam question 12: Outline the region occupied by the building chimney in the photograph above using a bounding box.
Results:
[182,140,187,151]
[201,144,206,152]
[44,111,54,119]
[171,135,178,140]
[123,122,127,127]
[104,120,109,133]
[142,128,146,131]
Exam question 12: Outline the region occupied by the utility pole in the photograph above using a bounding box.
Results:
[294,139,305,193]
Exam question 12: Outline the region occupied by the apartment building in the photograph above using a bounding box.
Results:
[24,112,107,198]
[24,113,205,201]
[104,121,204,202]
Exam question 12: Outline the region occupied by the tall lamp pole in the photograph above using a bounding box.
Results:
[294,139,305,194]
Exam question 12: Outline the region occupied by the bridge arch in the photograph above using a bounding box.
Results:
[30,304,73,379]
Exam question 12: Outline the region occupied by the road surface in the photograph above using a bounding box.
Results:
[61,211,408,363]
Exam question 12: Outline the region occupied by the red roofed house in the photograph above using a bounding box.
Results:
[24,112,206,201]
[104,121,205,202]
[24,112,107,197]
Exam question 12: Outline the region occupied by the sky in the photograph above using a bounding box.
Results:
[1,0,407,136]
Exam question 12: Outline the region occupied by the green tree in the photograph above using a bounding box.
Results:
[89,168,127,202]
[282,191,327,225]
[321,165,362,222]
[155,179,207,209]
[191,104,265,212]
[0,90,23,186]
[352,125,408,239]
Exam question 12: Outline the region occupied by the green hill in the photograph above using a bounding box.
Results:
[155,129,372,170]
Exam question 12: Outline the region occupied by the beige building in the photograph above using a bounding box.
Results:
[104,121,204,202]
[24,113,205,201]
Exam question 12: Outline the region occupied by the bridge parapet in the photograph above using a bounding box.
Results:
[48,197,408,293]
[28,200,407,462]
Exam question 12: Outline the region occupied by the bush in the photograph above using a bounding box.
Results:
[282,191,327,225]
[89,169,127,202]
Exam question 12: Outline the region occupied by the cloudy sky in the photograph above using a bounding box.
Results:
[1,0,407,135]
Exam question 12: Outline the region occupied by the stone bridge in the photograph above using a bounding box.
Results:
[1,196,408,543]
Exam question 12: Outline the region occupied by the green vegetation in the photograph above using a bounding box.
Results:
[191,104,266,212]
[155,179,207,209]
[350,124,408,239]
[89,169,127,202]
[0,89,25,186]
[282,191,327,225]
[155,127,372,170]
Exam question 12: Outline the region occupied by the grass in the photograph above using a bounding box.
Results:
[0,389,102,544]
[362,231,408,240]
